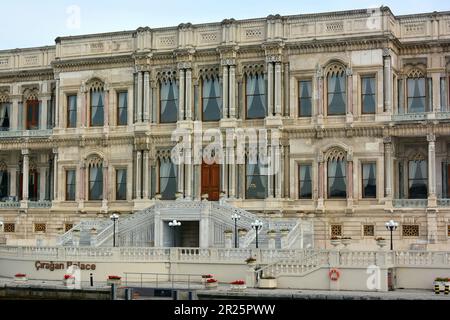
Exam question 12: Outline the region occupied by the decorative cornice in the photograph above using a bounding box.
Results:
[52,55,134,72]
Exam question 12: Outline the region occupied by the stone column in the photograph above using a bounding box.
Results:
[77,163,85,201]
[54,79,60,128]
[267,62,274,116]
[39,167,47,201]
[137,72,143,122]
[432,73,441,113]
[274,62,282,116]
[53,150,58,200]
[222,65,229,118]
[10,97,19,131]
[346,69,353,118]
[104,89,109,127]
[428,134,437,204]
[275,145,282,198]
[178,69,185,121]
[283,145,290,198]
[383,49,393,113]
[128,85,134,126]
[102,164,108,201]
[135,151,142,199]
[143,71,150,121]
[383,137,393,203]
[316,67,324,122]
[347,157,353,205]
[221,158,227,196]
[229,65,236,118]
[177,163,184,197]
[80,89,87,128]
[40,97,49,130]
[317,156,324,209]
[267,146,274,198]
[142,150,149,199]
[22,150,29,201]
[185,69,192,120]
[8,166,17,198]
[228,146,236,198]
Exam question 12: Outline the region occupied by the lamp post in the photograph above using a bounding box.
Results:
[231,213,240,248]
[385,219,398,251]
[110,213,119,247]
[251,219,263,249]
[168,219,181,247]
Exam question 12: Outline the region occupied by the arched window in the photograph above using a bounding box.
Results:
[159,158,177,200]
[160,80,178,123]
[326,148,347,198]
[88,158,103,200]
[326,64,346,115]
[408,156,427,199]
[406,69,428,113]
[0,93,10,131]
[246,73,266,119]
[90,89,104,126]
[202,76,222,121]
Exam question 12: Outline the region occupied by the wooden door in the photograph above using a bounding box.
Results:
[201,162,220,201]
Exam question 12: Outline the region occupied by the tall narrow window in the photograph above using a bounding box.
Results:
[116,168,127,200]
[408,160,427,199]
[361,76,376,114]
[298,164,312,199]
[65,170,76,201]
[328,159,347,198]
[160,81,178,123]
[362,163,376,198]
[327,70,346,115]
[246,157,268,199]
[117,91,128,126]
[440,77,448,111]
[246,74,266,119]
[298,80,312,117]
[202,77,222,121]
[407,78,426,113]
[0,102,10,131]
[26,99,40,130]
[67,95,77,128]
[159,159,176,200]
[89,164,103,200]
[90,90,104,126]
[0,169,8,199]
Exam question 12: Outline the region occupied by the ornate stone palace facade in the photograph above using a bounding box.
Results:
[0,7,450,250]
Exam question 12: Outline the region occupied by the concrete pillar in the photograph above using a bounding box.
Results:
[428,134,436,202]
[143,72,150,121]
[274,63,282,116]
[229,65,236,118]
[185,69,192,120]
[178,69,185,121]
[142,151,149,199]
[22,150,29,201]
[222,65,229,118]
[137,72,143,122]
[135,151,142,199]
[383,50,393,113]
[267,62,274,116]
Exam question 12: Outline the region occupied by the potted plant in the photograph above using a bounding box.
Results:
[433,277,450,292]
[245,257,257,265]
[107,275,122,286]
[375,237,387,249]
[258,275,277,289]
[280,229,290,236]
[330,236,341,247]
[201,274,213,284]
[205,278,218,289]
[230,280,246,291]
[63,274,75,286]
[14,273,27,282]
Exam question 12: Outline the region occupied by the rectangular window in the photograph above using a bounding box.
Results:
[298,164,312,199]
[89,165,103,200]
[67,95,77,128]
[65,170,76,201]
[160,81,178,123]
[327,159,347,198]
[362,162,377,198]
[363,225,374,237]
[90,90,104,126]
[361,76,376,114]
[440,77,448,111]
[34,223,46,233]
[407,78,426,113]
[298,80,312,117]
[246,159,268,199]
[246,74,266,119]
[327,74,346,115]
[402,224,419,237]
[26,99,40,130]
[3,223,15,233]
[117,91,128,126]
[116,168,127,200]
[202,77,222,121]
[0,102,10,130]
[408,160,427,199]
[159,159,177,200]
[330,224,342,237]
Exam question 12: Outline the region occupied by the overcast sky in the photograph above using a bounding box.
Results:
[0,0,448,50]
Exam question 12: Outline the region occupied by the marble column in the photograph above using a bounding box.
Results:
[228,146,236,198]
[77,163,85,201]
[102,164,108,201]
[53,151,58,200]
[22,150,29,201]
[178,69,185,121]
[185,148,193,199]
[316,71,324,119]
[177,163,184,196]
[104,90,109,127]
[229,65,236,119]
[185,69,192,120]
[40,97,49,130]
[221,149,227,196]
[347,159,353,201]
[267,62,274,116]
[383,50,393,113]
[8,166,17,198]
[55,79,60,128]
[318,158,324,205]
[143,71,150,121]
[383,137,393,200]
[222,65,229,118]
[346,69,353,116]
[275,145,282,198]
[137,72,143,122]
[283,145,290,198]
[11,97,19,131]
[428,134,436,201]
[39,167,47,201]
[135,151,142,199]
[267,146,274,198]
[432,73,441,113]
[143,150,149,199]
[274,63,282,116]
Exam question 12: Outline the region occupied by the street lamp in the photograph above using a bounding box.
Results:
[251,219,263,249]
[168,219,181,247]
[110,213,119,247]
[385,219,398,250]
[231,213,241,248]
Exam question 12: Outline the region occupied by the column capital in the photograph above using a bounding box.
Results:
[221,58,236,66]
[383,136,392,144]
[427,133,436,142]
[177,61,192,70]
[382,48,392,57]
[21,149,29,156]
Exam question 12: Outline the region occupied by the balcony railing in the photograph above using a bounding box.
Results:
[393,199,428,208]
[0,201,20,209]
[28,201,52,208]
[392,110,450,122]
[0,129,53,138]
[437,199,450,207]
